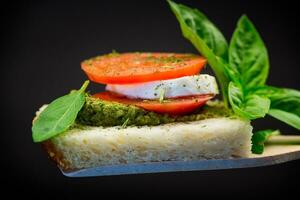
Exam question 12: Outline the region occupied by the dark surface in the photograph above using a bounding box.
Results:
[1,0,299,197]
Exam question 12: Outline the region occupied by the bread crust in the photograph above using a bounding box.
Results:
[42,140,73,171]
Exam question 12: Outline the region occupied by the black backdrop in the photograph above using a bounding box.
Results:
[1,0,300,197]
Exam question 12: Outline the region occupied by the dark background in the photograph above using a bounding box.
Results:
[2,0,299,197]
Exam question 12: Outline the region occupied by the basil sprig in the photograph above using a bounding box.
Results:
[168,0,300,129]
[32,81,89,142]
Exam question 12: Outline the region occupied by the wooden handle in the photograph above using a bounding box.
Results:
[266,135,300,145]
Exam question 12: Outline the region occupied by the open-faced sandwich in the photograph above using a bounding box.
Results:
[32,1,300,171]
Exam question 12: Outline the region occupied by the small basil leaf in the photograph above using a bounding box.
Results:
[229,15,269,91]
[32,81,89,142]
[251,129,280,154]
[254,86,300,130]
[168,0,230,106]
[228,82,270,119]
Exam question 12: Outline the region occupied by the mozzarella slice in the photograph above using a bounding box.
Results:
[106,74,219,99]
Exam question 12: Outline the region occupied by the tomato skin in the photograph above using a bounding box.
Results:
[82,53,206,84]
[93,92,214,115]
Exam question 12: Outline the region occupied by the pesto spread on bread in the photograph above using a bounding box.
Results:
[76,95,234,127]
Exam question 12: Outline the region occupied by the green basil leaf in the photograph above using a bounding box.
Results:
[228,82,270,119]
[268,109,300,130]
[229,15,269,90]
[32,81,89,142]
[168,0,229,106]
[254,86,300,130]
[168,0,228,59]
[251,129,280,154]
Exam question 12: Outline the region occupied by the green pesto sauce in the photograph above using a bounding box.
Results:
[76,96,236,127]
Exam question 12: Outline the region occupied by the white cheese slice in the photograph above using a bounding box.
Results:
[106,74,219,99]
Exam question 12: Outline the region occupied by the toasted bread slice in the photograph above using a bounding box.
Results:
[42,117,252,171]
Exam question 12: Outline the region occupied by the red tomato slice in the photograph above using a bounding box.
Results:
[93,91,214,115]
[82,53,206,84]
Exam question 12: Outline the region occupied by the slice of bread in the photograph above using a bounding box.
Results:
[42,117,252,171]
